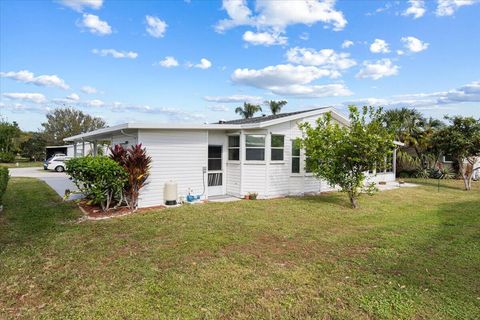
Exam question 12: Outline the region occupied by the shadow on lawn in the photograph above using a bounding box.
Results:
[405,178,471,191]
[0,178,80,247]
[293,192,352,209]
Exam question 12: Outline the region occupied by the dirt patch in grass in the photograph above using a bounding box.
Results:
[77,200,166,220]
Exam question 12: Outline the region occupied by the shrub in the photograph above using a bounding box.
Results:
[0,167,9,206]
[66,156,127,211]
[0,152,15,163]
[109,144,152,211]
[414,168,430,179]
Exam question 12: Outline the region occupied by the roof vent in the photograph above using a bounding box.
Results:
[218,119,226,124]
[262,114,266,117]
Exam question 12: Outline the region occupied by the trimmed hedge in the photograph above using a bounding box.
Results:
[0,167,9,206]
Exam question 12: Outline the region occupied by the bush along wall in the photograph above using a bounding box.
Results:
[0,167,9,211]
[66,156,127,211]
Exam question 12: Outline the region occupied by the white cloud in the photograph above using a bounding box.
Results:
[369,39,390,53]
[194,58,212,69]
[299,32,309,40]
[208,105,229,112]
[78,14,112,36]
[231,64,352,97]
[286,47,356,72]
[87,99,104,107]
[403,0,426,19]
[111,103,205,121]
[81,86,97,94]
[216,0,347,33]
[356,59,399,80]
[156,56,179,68]
[145,15,167,38]
[203,95,263,103]
[58,0,103,12]
[436,0,479,16]
[341,40,354,48]
[66,93,80,101]
[0,103,46,113]
[342,81,480,108]
[92,49,138,59]
[397,50,405,55]
[3,92,47,104]
[401,36,429,53]
[0,70,69,89]
[242,30,287,46]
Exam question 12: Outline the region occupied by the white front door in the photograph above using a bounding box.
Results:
[208,145,224,196]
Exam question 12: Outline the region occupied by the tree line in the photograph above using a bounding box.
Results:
[0,108,106,163]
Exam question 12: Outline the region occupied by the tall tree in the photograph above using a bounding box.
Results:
[235,102,262,119]
[265,100,287,115]
[0,118,21,155]
[300,106,394,208]
[431,116,480,190]
[20,132,47,161]
[42,107,106,145]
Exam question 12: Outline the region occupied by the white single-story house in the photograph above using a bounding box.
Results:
[64,107,399,208]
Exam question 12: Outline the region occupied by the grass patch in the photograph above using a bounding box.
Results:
[1,178,479,319]
[0,161,43,168]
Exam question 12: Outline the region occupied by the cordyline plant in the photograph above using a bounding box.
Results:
[110,144,152,211]
[300,106,394,209]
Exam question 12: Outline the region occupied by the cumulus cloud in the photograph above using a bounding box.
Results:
[436,0,479,16]
[231,64,352,97]
[92,49,138,59]
[81,86,97,94]
[286,47,356,73]
[208,105,229,112]
[401,36,429,53]
[356,59,399,80]
[369,39,390,53]
[87,99,104,107]
[341,40,354,48]
[78,14,112,35]
[242,30,287,46]
[203,95,263,103]
[156,56,179,68]
[3,92,47,104]
[58,0,103,12]
[111,103,205,121]
[145,15,167,38]
[194,58,212,69]
[216,0,347,33]
[0,70,69,89]
[66,93,80,101]
[403,0,426,19]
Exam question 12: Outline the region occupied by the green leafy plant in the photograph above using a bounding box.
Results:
[235,102,262,119]
[415,167,430,179]
[300,106,394,209]
[109,144,152,211]
[0,152,15,163]
[0,167,9,207]
[66,156,127,211]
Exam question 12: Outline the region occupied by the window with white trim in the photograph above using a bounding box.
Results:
[291,140,300,173]
[245,135,265,161]
[228,135,240,161]
[271,134,284,161]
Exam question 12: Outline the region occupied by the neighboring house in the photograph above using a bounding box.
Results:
[64,107,399,208]
[440,154,480,180]
[45,143,107,159]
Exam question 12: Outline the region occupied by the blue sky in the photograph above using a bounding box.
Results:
[1,0,479,131]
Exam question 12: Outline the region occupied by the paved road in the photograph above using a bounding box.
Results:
[9,167,82,200]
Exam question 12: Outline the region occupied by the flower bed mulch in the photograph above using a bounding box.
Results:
[77,200,166,220]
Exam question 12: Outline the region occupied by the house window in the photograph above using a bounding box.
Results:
[291,140,300,173]
[208,145,222,171]
[228,135,240,161]
[245,135,265,161]
[271,134,284,161]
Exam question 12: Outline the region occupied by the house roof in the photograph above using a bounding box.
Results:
[63,107,349,142]
[218,107,328,125]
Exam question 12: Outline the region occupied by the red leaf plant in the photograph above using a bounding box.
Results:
[109,144,152,211]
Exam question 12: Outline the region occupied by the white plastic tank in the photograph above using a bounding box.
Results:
[164,181,178,205]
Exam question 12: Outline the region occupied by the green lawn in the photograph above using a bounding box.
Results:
[0,161,43,168]
[1,178,479,319]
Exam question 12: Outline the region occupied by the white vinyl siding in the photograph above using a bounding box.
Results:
[137,129,207,208]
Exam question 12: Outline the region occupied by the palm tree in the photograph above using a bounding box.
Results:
[265,100,287,115]
[235,102,262,119]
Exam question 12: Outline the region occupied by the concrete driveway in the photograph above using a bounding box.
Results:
[9,167,82,200]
